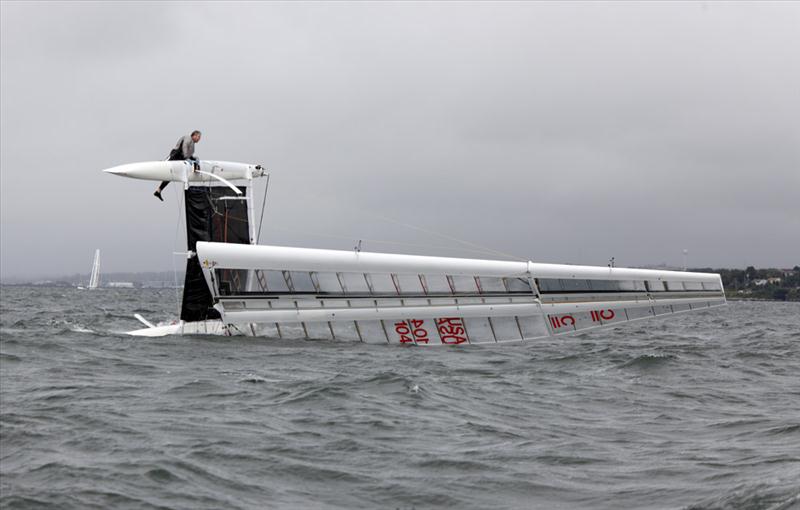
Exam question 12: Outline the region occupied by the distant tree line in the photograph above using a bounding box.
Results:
[690,266,800,301]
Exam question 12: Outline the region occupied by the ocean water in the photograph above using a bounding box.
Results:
[1,286,798,510]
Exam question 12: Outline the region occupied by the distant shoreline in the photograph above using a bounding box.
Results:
[725,297,798,303]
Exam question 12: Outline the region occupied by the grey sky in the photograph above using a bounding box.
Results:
[1,1,798,280]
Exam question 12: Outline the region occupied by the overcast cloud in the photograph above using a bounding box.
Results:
[1,1,798,280]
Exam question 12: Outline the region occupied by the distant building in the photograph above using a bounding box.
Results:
[107,282,135,288]
[141,281,181,288]
[767,277,782,285]
[753,279,768,287]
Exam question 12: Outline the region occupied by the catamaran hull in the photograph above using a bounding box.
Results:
[103,160,265,183]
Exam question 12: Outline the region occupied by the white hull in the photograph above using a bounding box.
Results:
[103,160,265,183]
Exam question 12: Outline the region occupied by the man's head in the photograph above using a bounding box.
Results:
[191,130,202,143]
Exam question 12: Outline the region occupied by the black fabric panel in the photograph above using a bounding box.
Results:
[181,257,220,321]
[180,186,249,322]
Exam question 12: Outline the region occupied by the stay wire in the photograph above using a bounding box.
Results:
[171,184,184,315]
[258,224,518,258]
[256,173,271,244]
[375,213,526,261]
[334,200,528,262]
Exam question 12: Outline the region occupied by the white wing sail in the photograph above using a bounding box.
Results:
[195,242,726,345]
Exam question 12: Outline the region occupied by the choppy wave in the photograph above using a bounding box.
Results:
[1,287,799,509]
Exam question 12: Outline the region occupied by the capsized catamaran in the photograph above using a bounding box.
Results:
[103,159,726,344]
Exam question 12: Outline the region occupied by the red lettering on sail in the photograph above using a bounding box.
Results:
[409,319,429,344]
[590,309,616,322]
[599,309,615,320]
[435,317,467,344]
[549,315,576,329]
[394,321,414,343]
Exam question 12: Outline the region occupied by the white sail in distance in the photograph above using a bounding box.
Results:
[88,249,100,289]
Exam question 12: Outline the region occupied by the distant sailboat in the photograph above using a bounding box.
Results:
[78,249,101,290]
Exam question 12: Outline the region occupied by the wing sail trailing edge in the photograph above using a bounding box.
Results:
[194,242,726,344]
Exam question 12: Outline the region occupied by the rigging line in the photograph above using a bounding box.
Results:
[372,213,526,261]
[171,185,184,315]
[205,187,219,216]
[224,207,229,243]
[256,173,271,245]
[333,201,527,261]
[259,225,517,258]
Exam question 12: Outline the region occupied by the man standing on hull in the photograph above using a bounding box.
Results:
[153,130,202,201]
